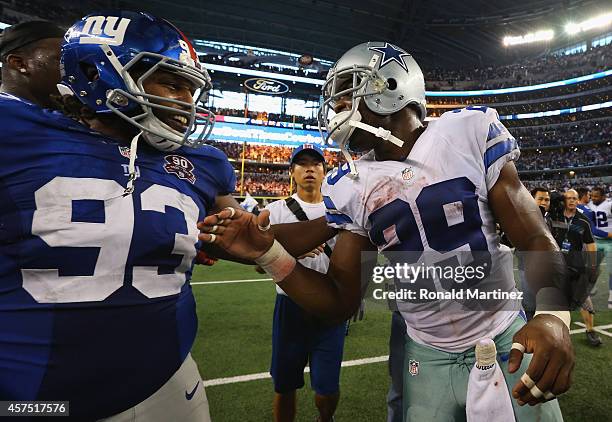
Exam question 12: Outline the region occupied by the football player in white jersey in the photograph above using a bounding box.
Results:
[588,187,612,239]
[587,186,612,309]
[200,42,573,421]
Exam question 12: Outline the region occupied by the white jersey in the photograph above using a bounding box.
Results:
[587,199,612,237]
[322,107,521,352]
[266,194,337,295]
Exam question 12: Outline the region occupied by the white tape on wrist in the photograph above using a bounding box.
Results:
[254,240,296,283]
[533,310,571,330]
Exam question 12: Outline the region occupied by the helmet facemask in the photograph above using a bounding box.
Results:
[103,47,215,151]
[318,57,405,175]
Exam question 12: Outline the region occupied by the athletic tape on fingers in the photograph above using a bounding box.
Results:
[520,373,535,389]
[530,385,544,399]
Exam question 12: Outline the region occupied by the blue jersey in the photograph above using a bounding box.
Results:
[0,94,235,419]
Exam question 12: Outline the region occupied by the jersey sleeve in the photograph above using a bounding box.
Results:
[479,108,520,189]
[441,106,520,190]
[321,164,368,237]
[217,159,236,195]
[201,145,236,195]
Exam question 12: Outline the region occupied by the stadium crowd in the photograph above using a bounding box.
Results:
[522,177,612,194]
[200,41,611,91]
[516,120,611,148]
[481,92,610,116]
[517,145,612,171]
[235,173,290,197]
[206,137,611,196]
[209,140,344,166]
[425,42,611,91]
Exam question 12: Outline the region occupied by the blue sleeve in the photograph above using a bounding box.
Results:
[481,108,519,189]
[217,157,236,195]
[201,145,236,195]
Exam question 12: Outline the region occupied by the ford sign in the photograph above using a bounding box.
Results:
[244,78,289,95]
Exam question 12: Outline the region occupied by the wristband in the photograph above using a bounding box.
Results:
[533,310,571,330]
[534,287,571,329]
[254,240,296,283]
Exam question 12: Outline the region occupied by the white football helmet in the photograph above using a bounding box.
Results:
[318,42,426,174]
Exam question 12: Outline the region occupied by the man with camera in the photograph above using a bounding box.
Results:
[548,189,602,347]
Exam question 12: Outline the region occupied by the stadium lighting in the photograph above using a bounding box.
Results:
[565,12,612,35]
[503,30,554,46]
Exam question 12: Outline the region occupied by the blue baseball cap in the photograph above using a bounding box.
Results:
[290,143,325,164]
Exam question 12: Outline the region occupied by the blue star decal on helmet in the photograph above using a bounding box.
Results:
[368,43,411,71]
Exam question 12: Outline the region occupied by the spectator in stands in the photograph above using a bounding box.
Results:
[0,21,65,108]
[424,42,611,91]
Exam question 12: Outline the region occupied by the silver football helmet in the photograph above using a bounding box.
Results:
[318,42,426,174]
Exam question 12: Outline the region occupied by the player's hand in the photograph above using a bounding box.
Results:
[195,250,218,266]
[197,207,274,261]
[298,244,325,259]
[508,314,575,406]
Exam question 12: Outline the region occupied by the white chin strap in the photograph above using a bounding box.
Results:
[329,106,405,176]
[123,131,142,196]
[348,120,404,148]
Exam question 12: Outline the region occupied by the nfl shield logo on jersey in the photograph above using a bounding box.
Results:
[118,146,131,159]
[402,167,414,181]
[163,155,196,184]
[408,359,419,376]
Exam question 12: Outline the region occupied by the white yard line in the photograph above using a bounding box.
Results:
[571,322,612,338]
[203,322,612,388]
[191,278,271,285]
[204,355,389,387]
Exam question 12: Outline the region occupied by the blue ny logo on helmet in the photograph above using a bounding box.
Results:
[59,11,215,151]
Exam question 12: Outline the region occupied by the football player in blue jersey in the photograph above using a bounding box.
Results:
[0,20,65,108]
[201,42,575,421]
[0,11,248,421]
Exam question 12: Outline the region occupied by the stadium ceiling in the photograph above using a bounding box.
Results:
[112,0,610,68]
[15,0,608,69]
